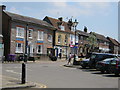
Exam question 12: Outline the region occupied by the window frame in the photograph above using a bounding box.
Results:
[58,35,61,43]
[37,45,42,54]
[28,29,33,39]
[47,34,52,42]
[15,43,23,53]
[38,31,44,40]
[16,26,24,38]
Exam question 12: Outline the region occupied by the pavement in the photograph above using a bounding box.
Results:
[1,74,47,89]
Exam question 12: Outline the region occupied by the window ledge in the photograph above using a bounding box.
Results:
[15,51,23,53]
[37,39,43,41]
[29,37,33,39]
[16,36,24,38]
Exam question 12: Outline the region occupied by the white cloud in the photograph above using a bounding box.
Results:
[9,7,20,14]
[52,2,67,7]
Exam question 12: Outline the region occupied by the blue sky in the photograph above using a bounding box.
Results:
[2,2,118,40]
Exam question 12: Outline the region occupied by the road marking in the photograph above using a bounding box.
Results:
[1,75,47,88]
[6,70,21,75]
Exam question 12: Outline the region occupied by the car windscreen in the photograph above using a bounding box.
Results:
[90,54,97,59]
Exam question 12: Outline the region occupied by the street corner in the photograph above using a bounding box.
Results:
[31,82,47,88]
[1,75,47,89]
[1,76,35,89]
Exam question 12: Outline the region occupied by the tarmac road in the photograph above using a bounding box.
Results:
[2,60,120,88]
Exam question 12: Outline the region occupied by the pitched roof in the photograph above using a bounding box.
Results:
[107,37,119,46]
[5,11,55,29]
[91,32,109,42]
[77,30,90,37]
[43,16,75,34]
[114,39,120,46]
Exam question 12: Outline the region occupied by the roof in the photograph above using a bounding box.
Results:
[43,16,75,34]
[91,32,109,42]
[92,52,116,56]
[77,30,90,37]
[5,11,55,30]
[107,37,119,46]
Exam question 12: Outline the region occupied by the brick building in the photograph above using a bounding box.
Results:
[77,30,90,56]
[107,37,119,54]
[93,32,110,53]
[2,11,55,60]
[43,16,75,58]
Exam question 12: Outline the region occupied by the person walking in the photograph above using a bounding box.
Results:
[67,53,72,65]
[59,53,62,59]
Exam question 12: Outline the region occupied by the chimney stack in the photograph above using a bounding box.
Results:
[58,17,63,22]
[2,5,6,10]
[84,26,87,33]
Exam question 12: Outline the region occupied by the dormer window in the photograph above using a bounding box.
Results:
[58,25,65,31]
[71,26,75,32]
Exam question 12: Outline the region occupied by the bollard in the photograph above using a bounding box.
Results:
[21,63,26,84]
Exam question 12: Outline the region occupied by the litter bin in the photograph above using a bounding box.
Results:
[8,54,16,62]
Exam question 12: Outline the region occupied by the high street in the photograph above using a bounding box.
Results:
[2,60,119,88]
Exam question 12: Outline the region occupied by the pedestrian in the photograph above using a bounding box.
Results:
[59,53,62,59]
[67,53,72,65]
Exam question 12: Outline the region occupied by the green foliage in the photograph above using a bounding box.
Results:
[87,32,98,52]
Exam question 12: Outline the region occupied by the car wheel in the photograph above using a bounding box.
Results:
[108,67,112,74]
[106,70,110,74]
[101,70,105,74]
[82,66,86,69]
[115,73,119,76]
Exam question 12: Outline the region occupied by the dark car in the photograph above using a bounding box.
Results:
[80,59,89,68]
[96,58,118,73]
[108,59,120,76]
[88,53,117,69]
[80,53,92,68]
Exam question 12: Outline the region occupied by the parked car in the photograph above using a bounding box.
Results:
[88,53,117,69]
[80,59,90,68]
[108,59,120,76]
[96,58,118,73]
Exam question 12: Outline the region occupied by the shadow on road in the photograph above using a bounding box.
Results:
[102,74,120,77]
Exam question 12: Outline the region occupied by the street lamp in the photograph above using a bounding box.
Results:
[73,19,78,65]
[22,23,28,84]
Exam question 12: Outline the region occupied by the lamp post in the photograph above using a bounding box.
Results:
[21,23,28,84]
[24,24,28,62]
[73,19,78,65]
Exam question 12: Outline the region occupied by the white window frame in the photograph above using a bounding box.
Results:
[59,25,65,31]
[28,29,33,39]
[71,26,75,32]
[16,27,24,38]
[37,45,42,54]
[58,35,61,43]
[65,35,68,44]
[38,31,44,40]
[15,43,23,53]
[47,34,52,42]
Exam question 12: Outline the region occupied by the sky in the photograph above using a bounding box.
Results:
[1,2,118,40]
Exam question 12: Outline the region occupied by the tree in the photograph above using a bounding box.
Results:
[87,32,98,52]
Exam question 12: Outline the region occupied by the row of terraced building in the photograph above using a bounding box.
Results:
[1,5,120,60]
